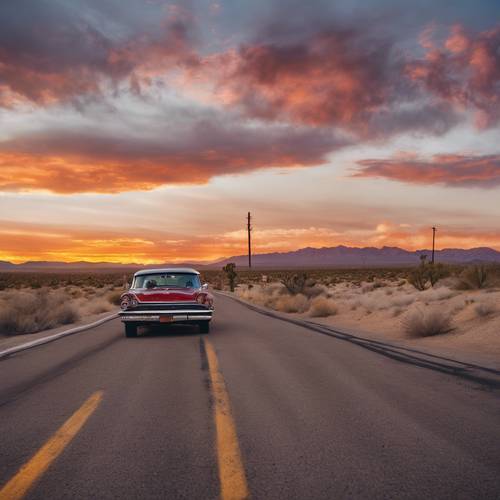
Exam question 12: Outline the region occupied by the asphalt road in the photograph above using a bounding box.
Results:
[1,293,500,499]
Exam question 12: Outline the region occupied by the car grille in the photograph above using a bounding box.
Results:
[132,303,209,311]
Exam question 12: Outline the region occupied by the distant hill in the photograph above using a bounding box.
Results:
[1,246,499,271]
[215,246,500,268]
[0,260,209,272]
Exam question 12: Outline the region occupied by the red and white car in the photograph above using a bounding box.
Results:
[119,268,214,337]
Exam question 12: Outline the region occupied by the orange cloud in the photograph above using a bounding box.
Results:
[2,220,499,264]
[366,223,500,252]
[190,30,398,132]
[0,124,346,193]
[353,153,500,188]
[407,24,500,128]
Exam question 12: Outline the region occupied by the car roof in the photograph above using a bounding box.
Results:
[133,268,200,276]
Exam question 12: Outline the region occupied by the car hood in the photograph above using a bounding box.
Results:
[132,288,199,303]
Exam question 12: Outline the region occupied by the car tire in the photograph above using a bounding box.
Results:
[199,321,210,334]
[125,323,138,338]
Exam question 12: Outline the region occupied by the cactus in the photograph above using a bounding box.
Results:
[222,263,238,292]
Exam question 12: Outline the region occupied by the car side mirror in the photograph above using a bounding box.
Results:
[202,283,209,291]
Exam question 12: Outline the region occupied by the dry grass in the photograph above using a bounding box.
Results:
[0,289,81,335]
[274,294,309,313]
[307,296,338,317]
[107,290,123,306]
[474,300,497,318]
[402,308,453,338]
[0,284,123,335]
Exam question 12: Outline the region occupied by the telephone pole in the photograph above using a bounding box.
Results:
[431,226,437,264]
[247,212,252,268]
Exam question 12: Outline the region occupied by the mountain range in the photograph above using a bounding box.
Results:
[215,246,500,268]
[1,246,499,271]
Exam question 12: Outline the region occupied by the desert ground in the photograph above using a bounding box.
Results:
[228,265,500,361]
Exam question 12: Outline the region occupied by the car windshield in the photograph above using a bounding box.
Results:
[133,273,200,289]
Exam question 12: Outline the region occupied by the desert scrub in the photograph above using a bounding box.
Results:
[0,289,80,335]
[274,293,309,313]
[474,300,497,318]
[457,265,490,290]
[107,290,123,306]
[308,296,338,317]
[402,308,453,338]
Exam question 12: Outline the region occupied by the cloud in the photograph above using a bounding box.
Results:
[407,24,500,128]
[2,219,499,264]
[193,27,401,133]
[185,20,474,139]
[0,220,224,263]
[352,153,500,188]
[0,120,348,193]
[1,1,495,141]
[0,2,197,107]
[364,222,500,251]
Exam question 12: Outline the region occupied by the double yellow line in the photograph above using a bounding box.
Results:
[0,340,249,500]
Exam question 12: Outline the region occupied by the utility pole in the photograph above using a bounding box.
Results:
[431,226,437,264]
[247,212,252,268]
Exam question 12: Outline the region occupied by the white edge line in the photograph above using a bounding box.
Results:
[0,313,119,360]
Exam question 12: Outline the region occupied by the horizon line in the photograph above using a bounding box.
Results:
[2,244,499,267]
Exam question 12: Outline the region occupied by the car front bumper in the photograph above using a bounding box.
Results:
[119,309,213,323]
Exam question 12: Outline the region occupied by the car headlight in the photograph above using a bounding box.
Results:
[196,294,206,305]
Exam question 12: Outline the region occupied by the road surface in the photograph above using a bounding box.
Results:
[1,294,499,499]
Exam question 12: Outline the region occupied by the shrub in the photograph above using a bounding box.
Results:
[281,273,308,295]
[0,290,80,335]
[474,301,496,318]
[308,296,338,317]
[427,264,450,287]
[402,308,453,338]
[274,294,309,313]
[458,265,490,290]
[107,290,123,306]
[408,258,449,291]
[302,284,325,298]
[87,301,112,315]
[408,266,428,291]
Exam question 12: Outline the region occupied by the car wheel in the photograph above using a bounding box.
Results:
[125,323,138,338]
[199,321,210,334]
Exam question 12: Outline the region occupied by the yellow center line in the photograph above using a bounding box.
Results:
[0,390,104,500]
[205,339,250,500]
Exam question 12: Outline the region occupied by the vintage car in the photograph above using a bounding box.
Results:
[119,268,214,337]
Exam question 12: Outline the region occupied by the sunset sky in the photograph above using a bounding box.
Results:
[1,0,499,263]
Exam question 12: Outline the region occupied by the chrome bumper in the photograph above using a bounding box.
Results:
[119,309,213,323]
